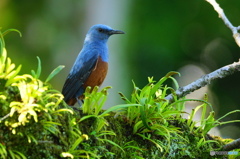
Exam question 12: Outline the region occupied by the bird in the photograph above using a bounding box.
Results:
[62,24,124,106]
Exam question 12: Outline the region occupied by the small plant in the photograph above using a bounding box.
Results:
[100,73,240,158]
[0,29,75,159]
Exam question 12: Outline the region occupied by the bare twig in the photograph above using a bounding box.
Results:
[165,60,240,102]
[0,109,16,121]
[223,138,240,151]
[0,113,11,121]
[206,0,240,47]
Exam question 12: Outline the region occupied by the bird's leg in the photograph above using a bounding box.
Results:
[76,97,83,107]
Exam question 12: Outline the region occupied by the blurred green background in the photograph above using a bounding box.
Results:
[1,0,240,138]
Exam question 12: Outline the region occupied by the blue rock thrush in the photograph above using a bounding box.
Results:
[62,24,124,106]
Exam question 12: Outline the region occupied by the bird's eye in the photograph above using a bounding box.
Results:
[98,28,104,33]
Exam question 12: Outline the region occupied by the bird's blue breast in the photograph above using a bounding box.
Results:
[96,41,109,62]
[84,41,109,62]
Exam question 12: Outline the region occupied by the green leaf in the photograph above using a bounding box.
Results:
[0,48,7,70]
[165,71,180,78]
[100,138,125,153]
[0,143,7,159]
[55,108,74,114]
[5,65,22,86]
[31,56,41,79]
[69,135,88,152]
[0,29,21,57]
[79,115,97,122]
[8,150,15,159]
[139,104,151,130]
[99,104,141,117]
[0,32,4,55]
[136,133,163,152]
[217,110,240,121]
[2,29,22,37]
[133,121,143,134]
[45,65,65,83]
[11,150,27,159]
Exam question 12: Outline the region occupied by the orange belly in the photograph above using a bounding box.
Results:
[83,57,108,93]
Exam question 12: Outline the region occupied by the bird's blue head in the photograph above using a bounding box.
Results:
[85,24,124,43]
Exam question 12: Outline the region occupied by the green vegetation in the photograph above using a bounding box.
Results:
[0,29,240,158]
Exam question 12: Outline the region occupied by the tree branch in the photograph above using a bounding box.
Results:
[223,138,240,151]
[166,1,240,102]
[165,60,240,102]
[206,0,240,47]
[0,113,10,121]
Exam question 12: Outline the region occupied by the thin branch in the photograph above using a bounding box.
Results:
[165,60,240,102]
[206,0,240,47]
[223,138,240,151]
[0,113,11,121]
[0,109,16,121]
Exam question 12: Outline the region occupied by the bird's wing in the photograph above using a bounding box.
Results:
[62,50,99,103]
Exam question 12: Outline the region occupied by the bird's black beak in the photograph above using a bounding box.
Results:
[109,29,125,35]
